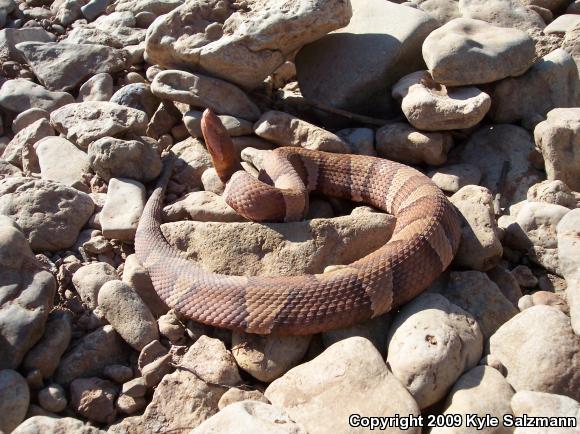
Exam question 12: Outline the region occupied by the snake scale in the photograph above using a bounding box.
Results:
[135,110,462,335]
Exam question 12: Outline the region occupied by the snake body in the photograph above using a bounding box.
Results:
[135,144,461,335]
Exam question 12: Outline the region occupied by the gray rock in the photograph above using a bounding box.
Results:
[12,108,50,134]
[100,178,146,241]
[544,14,580,34]
[336,127,375,156]
[38,384,67,413]
[422,18,535,86]
[103,364,133,384]
[70,377,118,424]
[145,0,351,90]
[72,262,119,309]
[115,0,182,14]
[77,72,114,102]
[2,118,54,170]
[98,280,159,351]
[122,254,168,317]
[110,83,160,118]
[65,27,124,49]
[0,178,94,251]
[15,42,128,92]
[458,0,546,33]
[296,0,437,118]
[170,137,212,191]
[0,370,30,433]
[0,27,55,63]
[386,293,483,409]
[81,0,108,21]
[183,110,253,138]
[428,163,481,193]
[51,0,88,26]
[50,101,148,150]
[151,70,261,121]
[489,49,580,125]
[0,217,56,369]
[22,312,72,379]
[163,191,245,223]
[35,136,90,191]
[11,416,106,434]
[413,0,461,25]
[54,325,129,385]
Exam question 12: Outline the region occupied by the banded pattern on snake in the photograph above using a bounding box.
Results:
[135,110,462,335]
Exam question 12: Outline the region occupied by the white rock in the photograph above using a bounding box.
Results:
[428,164,481,193]
[35,136,90,192]
[511,391,580,434]
[72,262,119,309]
[101,178,146,241]
[527,180,576,208]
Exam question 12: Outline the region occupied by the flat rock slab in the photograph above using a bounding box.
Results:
[15,41,128,92]
[0,78,73,115]
[161,210,395,276]
[101,178,146,241]
[0,178,94,251]
[0,27,55,62]
[35,136,90,191]
[145,0,352,89]
[296,0,438,118]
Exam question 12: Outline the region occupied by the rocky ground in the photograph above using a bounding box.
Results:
[0,0,579,433]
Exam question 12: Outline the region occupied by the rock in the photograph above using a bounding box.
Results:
[231,333,311,382]
[439,271,518,340]
[88,136,161,182]
[0,27,55,63]
[117,394,147,415]
[562,21,580,70]
[91,12,147,46]
[265,337,420,434]
[450,186,503,271]
[529,291,569,315]
[296,0,437,118]
[145,0,351,90]
[422,18,535,86]
[115,0,182,15]
[336,127,376,156]
[505,202,570,274]
[50,101,148,150]
[122,377,147,398]
[22,312,72,379]
[413,0,461,25]
[0,79,73,116]
[458,0,546,33]
[110,83,160,118]
[431,366,514,434]
[321,313,391,354]
[489,306,580,401]
[70,377,118,424]
[489,49,579,125]
[386,293,483,409]
[35,136,90,191]
[13,108,50,134]
[104,365,133,384]
[456,124,542,208]
[528,180,576,208]
[122,254,168,317]
[12,416,107,434]
[511,391,580,432]
[54,325,129,385]
[534,108,580,191]
[168,137,212,190]
[0,217,56,369]
[51,0,88,26]
[151,70,260,121]
[545,14,580,34]
[157,310,186,343]
[2,118,54,170]
[138,339,168,370]
[109,336,241,433]
[218,388,269,410]
[15,42,127,92]
[511,265,538,288]
[376,122,452,165]
[558,209,580,282]
[190,401,307,434]
[428,164,481,193]
[161,211,395,276]
[183,110,253,138]
[38,384,67,413]
[72,262,119,309]
[392,70,491,131]
[100,178,146,241]
[141,353,173,387]
[253,111,349,153]
[65,27,124,49]
[98,280,159,351]
[0,177,94,251]
[77,73,114,102]
[163,191,244,223]
[0,370,30,433]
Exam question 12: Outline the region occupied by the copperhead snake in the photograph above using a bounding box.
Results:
[135,109,461,335]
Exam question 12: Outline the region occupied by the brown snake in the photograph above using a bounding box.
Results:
[135,110,462,335]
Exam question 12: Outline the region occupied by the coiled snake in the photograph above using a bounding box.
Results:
[135,110,461,335]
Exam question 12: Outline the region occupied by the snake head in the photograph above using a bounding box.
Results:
[201,108,242,183]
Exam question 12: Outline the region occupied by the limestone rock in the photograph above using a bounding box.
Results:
[428,164,481,193]
[101,178,146,241]
[160,211,395,276]
[387,293,483,409]
[527,180,576,208]
[65,27,124,49]
[0,369,30,433]
[254,111,349,153]
[544,13,580,34]
[145,0,352,90]
[0,27,55,63]
[35,136,90,191]
[489,49,579,125]
[190,401,308,434]
[15,42,128,92]
[115,0,183,15]
[376,122,452,166]
[50,101,148,150]
[392,70,491,131]
[458,0,546,33]
[0,177,94,251]
[12,416,106,434]
[72,262,119,309]
[423,18,535,86]
[88,136,162,182]
[450,186,503,271]
[296,0,437,118]
[534,108,580,191]
[151,70,261,120]
[77,73,115,102]
[12,108,50,134]
[265,337,421,434]
[163,191,245,223]
[511,391,580,433]
[489,306,580,401]
[2,118,54,170]
[0,78,73,114]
